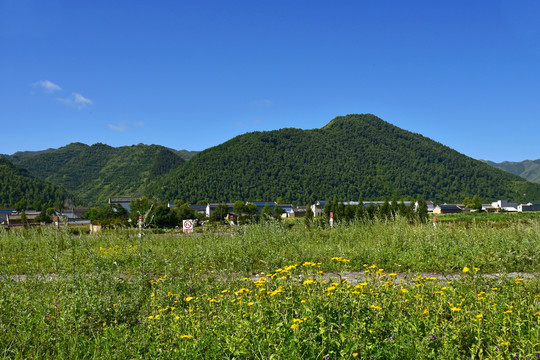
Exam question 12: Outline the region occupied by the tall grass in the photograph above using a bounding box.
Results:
[1,217,540,276]
[1,218,540,358]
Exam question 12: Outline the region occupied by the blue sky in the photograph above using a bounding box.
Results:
[1,0,539,162]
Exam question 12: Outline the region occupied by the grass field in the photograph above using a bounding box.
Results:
[1,217,540,359]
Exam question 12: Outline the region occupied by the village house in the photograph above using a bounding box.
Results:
[518,202,540,212]
[58,207,92,219]
[284,206,307,218]
[108,197,139,212]
[491,200,518,212]
[3,210,41,227]
[188,204,207,215]
[433,204,466,214]
[205,203,235,218]
[0,209,15,225]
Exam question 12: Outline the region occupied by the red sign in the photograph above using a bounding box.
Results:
[183,219,194,233]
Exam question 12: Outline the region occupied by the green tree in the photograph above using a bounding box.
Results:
[83,208,99,221]
[379,198,391,221]
[96,203,128,220]
[36,208,54,223]
[153,204,175,228]
[210,204,229,222]
[233,201,246,216]
[470,195,482,211]
[390,194,399,220]
[416,195,428,223]
[261,204,272,220]
[304,205,314,228]
[129,197,158,224]
[245,203,258,216]
[463,195,482,211]
[173,204,198,223]
[20,210,27,228]
[14,199,27,212]
[273,204,285,220]
[398,200,409,218]
[355,196,365,221]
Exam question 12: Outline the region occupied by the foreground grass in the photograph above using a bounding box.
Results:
[1,218,540,358]
[2,217,540,275]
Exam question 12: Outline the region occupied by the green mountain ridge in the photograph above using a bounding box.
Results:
[9,143,186,205]
[2,114,538,207]
[0,157,69,208]
[149,114,540,204]
[484,159,540,184]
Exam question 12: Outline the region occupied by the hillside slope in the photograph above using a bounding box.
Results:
[150,114,540,203]
[11,143,185,205]
[485,159,540,184]
[0,157,69,207]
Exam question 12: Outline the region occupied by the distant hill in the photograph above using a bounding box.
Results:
[484,159,540,184]
[0,157,69,208]
[10,143,186,205]
[149,114,540,204]
[173,149,200,161]
[8,148,57,160]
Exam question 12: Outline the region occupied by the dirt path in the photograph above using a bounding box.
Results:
[6,271,540,284]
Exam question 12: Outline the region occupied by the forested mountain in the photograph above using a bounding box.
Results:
[484,159,540,184]
[149,114,540,204]
[8,143,185,205]
[0,157,69,207]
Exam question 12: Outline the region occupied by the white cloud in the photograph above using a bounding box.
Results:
[107,120,144,132]
[32,80,62,92]
[73,92,92,105]
[56,92,93,109]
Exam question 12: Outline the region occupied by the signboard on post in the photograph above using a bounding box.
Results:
[183,219,194,233]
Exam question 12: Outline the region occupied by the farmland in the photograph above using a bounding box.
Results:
[1,216,540,359]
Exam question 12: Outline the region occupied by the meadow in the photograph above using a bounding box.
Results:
[1,216,540,359]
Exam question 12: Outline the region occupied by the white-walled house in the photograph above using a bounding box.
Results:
[518,202,540,212]
[491,200,518,212]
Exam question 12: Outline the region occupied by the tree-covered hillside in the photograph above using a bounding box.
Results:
[10,143,185,205]
[485,159,540,184]
[149,114,540,204]
[0,157,69,207]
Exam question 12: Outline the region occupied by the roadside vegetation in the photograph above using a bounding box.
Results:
[1,215,540,359]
